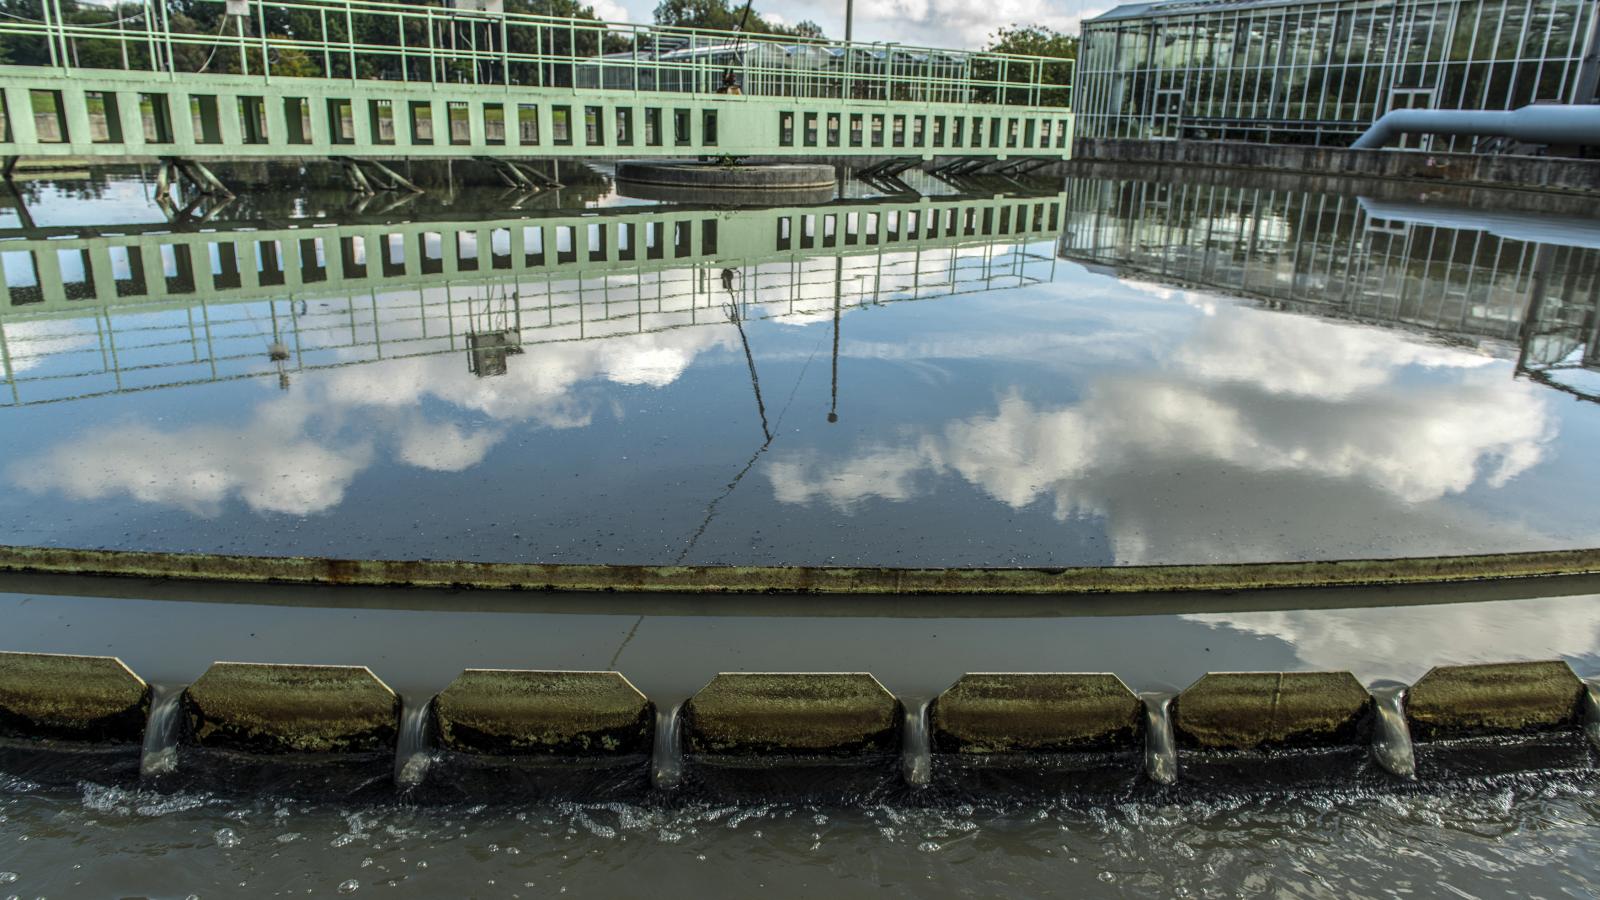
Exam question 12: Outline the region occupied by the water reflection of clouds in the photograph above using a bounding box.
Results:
[766,283,1563,562]
[9,324,735,517]
[1183,595,1600,683]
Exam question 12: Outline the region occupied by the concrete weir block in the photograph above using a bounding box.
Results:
[183,662,399,755]
[930,673,1142,754]
[1173,671,1372,750]
[0,651,150,743]
[1406,661,1584,742]
[433,669,653,756]
[683,673,901,757]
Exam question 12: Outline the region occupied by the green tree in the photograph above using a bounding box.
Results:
[653,0,824,39]
[981,24,1076,106]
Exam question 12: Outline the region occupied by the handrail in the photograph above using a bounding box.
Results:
[0,0,1074,107]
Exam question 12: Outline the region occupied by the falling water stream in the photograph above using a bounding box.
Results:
[652,702,685,791]
[1583,679,1600,751]
[138,684,184,781]
[1142,692,1178,785]
[1370,683,1417,779]
[901,698,933,788]
[394,696,434,789]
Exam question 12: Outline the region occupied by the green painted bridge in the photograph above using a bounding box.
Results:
[0,0,1073,182]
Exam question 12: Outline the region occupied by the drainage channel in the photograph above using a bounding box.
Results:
[1,653,1596,799]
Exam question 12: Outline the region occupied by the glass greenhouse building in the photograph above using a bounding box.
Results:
[1074,0,1600,147]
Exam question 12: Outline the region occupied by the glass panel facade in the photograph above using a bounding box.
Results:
[1074,0,1600,148]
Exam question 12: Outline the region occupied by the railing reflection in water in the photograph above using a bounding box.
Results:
[1060,177,1600,402]
[0,196,1064,406]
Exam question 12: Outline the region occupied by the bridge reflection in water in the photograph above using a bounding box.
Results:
[0,192,1064,405]
[1059,177,1600,403]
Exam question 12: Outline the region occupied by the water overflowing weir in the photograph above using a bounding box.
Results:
[901,698,933,789]
[1369,683,1417,779]
[1140,693,1177,786]
[2,652,1596,800]
[651,702,685,792]
[395,696,435,790]
[138,684,184,781]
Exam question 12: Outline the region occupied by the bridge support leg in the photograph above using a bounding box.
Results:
[1,157,35,230]
[336,158,425,196]
[477,158,562,192]
[158,157,235,203]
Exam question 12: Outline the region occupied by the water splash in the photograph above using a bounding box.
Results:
[1142,693,1177,786]
[140,684,185,781]
[1369,683,1416,779]
[1582,679,1600,752]
[901,698,932,788]
[652,702,685,791]
[395,696,434,789]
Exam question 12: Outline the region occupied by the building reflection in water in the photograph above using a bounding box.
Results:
[1058,177,1600,403]
[0,192,1063,406]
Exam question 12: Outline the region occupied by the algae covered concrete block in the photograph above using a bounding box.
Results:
[1173,671,1372,750]
[183,662,399,754]
[433,669,653,756]
[683,672,901,757]
[930,673,1142,754]
[1406,661,1584,742]
[0,651,150,743]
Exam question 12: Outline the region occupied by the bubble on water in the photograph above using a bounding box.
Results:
[214,827,241,849]
[338,879,359,894]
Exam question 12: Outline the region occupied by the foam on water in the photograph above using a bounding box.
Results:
[5,770,1596,898]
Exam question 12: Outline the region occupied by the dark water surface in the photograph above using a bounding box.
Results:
[3,164,1600,897]
[3,166,1598,567]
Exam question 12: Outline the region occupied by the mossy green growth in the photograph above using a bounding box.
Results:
[183,662,399,754]
[0,651,149,743]
[1406,661,1584,741]
[1173,671,1373,750]
[433,669,653,756]
[930,673,1142,754]
[683,673,902,757]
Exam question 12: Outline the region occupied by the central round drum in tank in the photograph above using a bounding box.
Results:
[616,160,837,205]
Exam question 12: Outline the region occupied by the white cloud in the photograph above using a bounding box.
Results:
[396,419,505,472]
[8,418,373,517]
[1183,595,1600,684]
[611,0,1109,48]
[765,300,1564,562]
[7,317,743,517]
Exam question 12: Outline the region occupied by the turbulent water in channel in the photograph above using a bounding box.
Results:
[5,164,1600,896]
[4,775,1600,897]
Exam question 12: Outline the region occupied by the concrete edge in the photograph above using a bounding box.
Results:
[3,544,1599,595]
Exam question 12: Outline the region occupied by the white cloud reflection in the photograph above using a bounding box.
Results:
[765,295,1561,563]
[8,322,736,517]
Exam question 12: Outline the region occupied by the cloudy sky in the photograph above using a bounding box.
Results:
[594,0,1113,49]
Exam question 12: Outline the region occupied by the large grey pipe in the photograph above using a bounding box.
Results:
[1351,104,1600,150]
